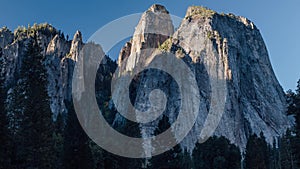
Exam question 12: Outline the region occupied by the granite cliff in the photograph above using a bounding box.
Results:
[115,5,292,154]
[0,4,292,158]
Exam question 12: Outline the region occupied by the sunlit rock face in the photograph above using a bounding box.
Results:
[116,5,293,155]
[1,25,115,119]
[118,4,174,72]
[0,4,292,159]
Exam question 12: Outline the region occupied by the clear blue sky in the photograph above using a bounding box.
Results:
[1,0,299,91]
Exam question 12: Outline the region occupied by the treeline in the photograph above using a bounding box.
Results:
[243,80,300,169]
[0,35,300,169]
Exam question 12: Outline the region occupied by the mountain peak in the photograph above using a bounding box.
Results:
[72,30,82,43]
[185,6,216,18]
[115,5,292,153]
[69,30,83,61]
[148,4,169,14]
[0,26,13,49]
[118,4,174,71]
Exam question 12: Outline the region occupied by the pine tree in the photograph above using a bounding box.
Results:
[193,136,241,169]
[295,80,300,168]
[278,129,297,169]
[244,133,270,169]
[287,79,300,168]
[0,91,10,169]
[8,37,55,168]
[287,88,299,121]
[53,113,64,169]
[5,79,26,168]
[0,50,11,168]
[62,100,93,169]
[148,116,192,169]
[269,138,282,169]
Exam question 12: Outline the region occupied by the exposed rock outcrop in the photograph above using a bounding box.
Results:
[0,5,292,159]
[1,24,115,119]
[119,4,174,72]
[116,5,292,154]
[0,27,14,49]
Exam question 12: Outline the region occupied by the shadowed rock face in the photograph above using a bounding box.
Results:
[0,27,14,49]
[1,24,116,119]
[116,5,293,153]
[0,4,292,158]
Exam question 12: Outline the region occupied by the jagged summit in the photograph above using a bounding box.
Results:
[72,30,82,43]
[185,6,216,18]
[0,4,293,159]
[184,6,256,30]
[68,30,83,61]
[116,4,292,153]
[147,4,169,14]
[0,26,11,34]
[1,23,82,46]
[12,23,59,41]
[118,4,174,71]
[0,27,13,49]
[0,24,94,117]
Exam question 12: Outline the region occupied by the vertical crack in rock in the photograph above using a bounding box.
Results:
[115,5,293,154]
[0,5,293,161]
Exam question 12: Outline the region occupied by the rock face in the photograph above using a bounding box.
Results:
[118,4,174,72]
[174,6,292,149]
[1,24,115,119]
[0,27,14,49]
[116,5,292,154]
[0,5,292,158]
